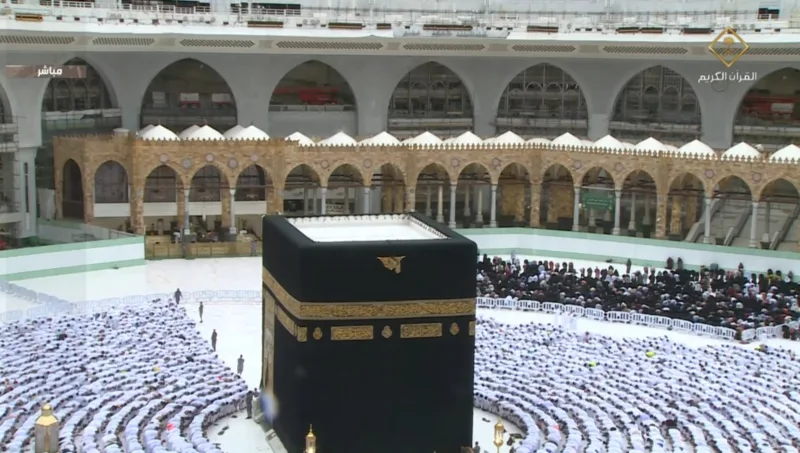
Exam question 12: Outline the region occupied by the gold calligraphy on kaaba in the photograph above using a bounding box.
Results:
[331,326,374,341]
[377,256,405,274]
[382,326,393,338]
[469,321,475,336]
[400,323,442,339]
[262,287,276,394]
[263,267,476,320]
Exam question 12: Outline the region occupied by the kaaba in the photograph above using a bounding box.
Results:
[261,213,477,453]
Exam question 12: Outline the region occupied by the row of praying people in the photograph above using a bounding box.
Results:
[0,302,248,452]
[473,316,800,453]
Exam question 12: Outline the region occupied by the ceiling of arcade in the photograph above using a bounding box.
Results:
[53,135,800,202]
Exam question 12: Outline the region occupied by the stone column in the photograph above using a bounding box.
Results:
[463,185,471,217]
[588,209,596,227]
[362,186,371,214]
[449,185,457,228]
[475,186,484,224]
[628,192,637,231]
[655,192,668,239]
[183,189,191,234]
[764,202,771,237]
[572,186,581,232]
[489,184,498,228]
[436,185,444,223]
[177,184,186,225]
[54,167,64,220]
[643,194,652,226]
[703,197,714,244]
[303,187,309,214]
[393,185,404,213]
[83,171,94,223]
[612,190,622,235]
[311,187,318,214]
[425,186,432,216]
[320,187,328,215]
[131,187,145,235]
[221,187,232,229]
[229,189,237,234]
[750,201,759,248]
[405,186,415,212]
[13,147,37,237]
[529,182,541,228]
[343,188,350,214]
[669,197,683,235]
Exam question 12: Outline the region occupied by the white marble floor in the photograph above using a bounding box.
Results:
[7,255,798,452]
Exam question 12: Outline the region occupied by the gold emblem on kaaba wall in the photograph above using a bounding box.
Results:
[450,322,460,335]
[382,326,393,338]
[313,327,323,340]
[377,256,406,274]
[469,321,476,336]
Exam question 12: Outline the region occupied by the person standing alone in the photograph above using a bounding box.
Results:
[237,355,244,375]
[211,329,217,351]
[198,301,204,323]
[174,288,182,304]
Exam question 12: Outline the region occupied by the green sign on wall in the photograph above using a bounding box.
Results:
[582,189,614,211]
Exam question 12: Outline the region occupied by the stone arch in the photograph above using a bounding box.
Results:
[386,62,474,139]
[140,58,237,131]
[733,67,800,150]
[94,160,129,203]
[711,174,752,200]
[667,171,706,195]
[41,58,116,113]
[234,164,272,202]
[497,162,532,226]
[619,169,657,235]
[284,164,321,215]
[456,162,492,227]
[577,166,616,233]
[368,162,406,187]
[496,63,589,138]
[610,65,702,143]
[62,159,83,219]
[190,165,230,202]
[415,162,452,221]
[144,165,183,203]
[540,163,575,229]
[270,60,357,110]
[758,177,800,202]
[326,164,365,214]
[0,77,13,123]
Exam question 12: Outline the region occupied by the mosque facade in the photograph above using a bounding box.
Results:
[2,2,800,248]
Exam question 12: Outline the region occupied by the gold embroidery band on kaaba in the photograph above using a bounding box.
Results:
[262,267,475,321]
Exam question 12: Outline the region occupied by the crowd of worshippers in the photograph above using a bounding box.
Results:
[0,302,251,453]
[473,316,800,453]
[476,254,800,336]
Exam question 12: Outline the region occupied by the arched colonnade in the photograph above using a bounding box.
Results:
[53,136,800,248]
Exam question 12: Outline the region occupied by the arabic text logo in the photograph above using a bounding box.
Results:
[708,26,750,68]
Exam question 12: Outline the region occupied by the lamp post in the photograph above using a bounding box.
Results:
[493,420,504,453]
[305,425,316,453]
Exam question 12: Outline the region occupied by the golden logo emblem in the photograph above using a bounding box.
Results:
[382,326,393,338]
[449,322,460,335]
[377,256,406,274]
[312,327,323,340]
[708,26,750,68]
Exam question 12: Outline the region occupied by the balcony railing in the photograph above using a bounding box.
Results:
[3,1,793,35]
